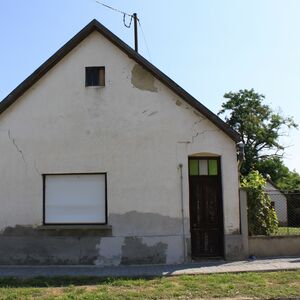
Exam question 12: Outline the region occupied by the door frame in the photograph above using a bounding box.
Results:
[188,156,225,259]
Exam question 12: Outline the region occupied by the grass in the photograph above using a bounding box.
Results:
[0,270,299,299]
[273,226,300,235]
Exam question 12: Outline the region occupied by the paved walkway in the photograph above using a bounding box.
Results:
[0,257,299,278]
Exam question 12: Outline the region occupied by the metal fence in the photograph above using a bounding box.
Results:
[250,191,300,236]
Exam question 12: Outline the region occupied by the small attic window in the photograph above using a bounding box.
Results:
[85,67,105,87]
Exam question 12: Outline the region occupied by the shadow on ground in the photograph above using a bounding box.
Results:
[0,276,159,288]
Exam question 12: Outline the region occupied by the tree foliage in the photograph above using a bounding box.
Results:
[241,171,278,235]
[255,157,290,183]
[255,157,300,191]
[277,170,300,192]
[218,89,297,176]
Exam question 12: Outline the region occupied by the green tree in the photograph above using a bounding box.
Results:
[277,170,300,192]
[218,89,297,176]
[241,171,278,235]
[256,157,300,191]
[255,157,289,183]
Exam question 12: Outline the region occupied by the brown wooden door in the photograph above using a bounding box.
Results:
[189,157,224,258]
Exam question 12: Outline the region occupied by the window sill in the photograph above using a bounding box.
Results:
[85,85,105,88]
[36,224,112,237]
[38,224,112,230]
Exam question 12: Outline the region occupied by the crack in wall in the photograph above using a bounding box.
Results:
[191,118,204,143]
[192,129,217,143]
[190,118,217,143]
[7,129,26,166]
[34,161,40,175]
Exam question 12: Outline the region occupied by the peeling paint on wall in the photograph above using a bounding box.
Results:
[165,236,185,264]
[0,236,100,265]
[121,237,167,265]
[95,237,123,266]
[193,110,203,117]
[131,64,158,92]
[176,100,182,106]
[0,224,188,265]
[109,211,184,236]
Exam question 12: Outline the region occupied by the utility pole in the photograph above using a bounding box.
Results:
[133,13,138,52]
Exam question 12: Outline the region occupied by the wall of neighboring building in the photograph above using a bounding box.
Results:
[265,182,288,225]
[0,31,241,264]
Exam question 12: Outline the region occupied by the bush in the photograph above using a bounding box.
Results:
[241,171,278,235]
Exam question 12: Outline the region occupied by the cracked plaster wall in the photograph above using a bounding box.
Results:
[0,31,240,263]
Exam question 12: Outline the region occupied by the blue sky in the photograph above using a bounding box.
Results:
[0,0,299,172]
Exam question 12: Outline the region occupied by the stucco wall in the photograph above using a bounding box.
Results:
[0,31,240,264]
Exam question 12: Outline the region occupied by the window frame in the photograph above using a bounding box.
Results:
[43,173,108,226]
[85,66,105,87]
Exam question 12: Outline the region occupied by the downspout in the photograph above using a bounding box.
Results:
[178,163,186,262]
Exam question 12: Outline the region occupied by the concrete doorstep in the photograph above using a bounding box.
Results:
[0,256,299,278]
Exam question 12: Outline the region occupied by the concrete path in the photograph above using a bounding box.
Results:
[0,257,299,278]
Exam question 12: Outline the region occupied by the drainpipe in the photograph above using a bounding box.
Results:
[178,163,186,262]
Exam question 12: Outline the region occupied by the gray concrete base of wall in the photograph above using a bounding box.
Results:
[249,235,300,257]
[0,234,249,265]
[0,228,186,265]
[224,234,247,260]
[0,231,248,264]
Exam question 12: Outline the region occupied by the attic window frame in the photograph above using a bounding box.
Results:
[85,66,105,87]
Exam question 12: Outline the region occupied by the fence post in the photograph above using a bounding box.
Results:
[240,188,249,257]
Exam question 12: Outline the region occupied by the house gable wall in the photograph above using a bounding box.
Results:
[0,31,240,264]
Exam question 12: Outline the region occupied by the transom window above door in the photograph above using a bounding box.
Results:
[189,158,219,176]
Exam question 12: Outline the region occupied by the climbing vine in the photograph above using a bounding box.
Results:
[241,171,278,235]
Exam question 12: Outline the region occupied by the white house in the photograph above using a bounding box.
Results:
[0,20,244,265]
[264,181,288,226]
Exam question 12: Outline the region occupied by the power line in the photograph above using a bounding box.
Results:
[138,19,152,62]
[95,1,132,17]
[123,14,133,28]
[95,1,134,30]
